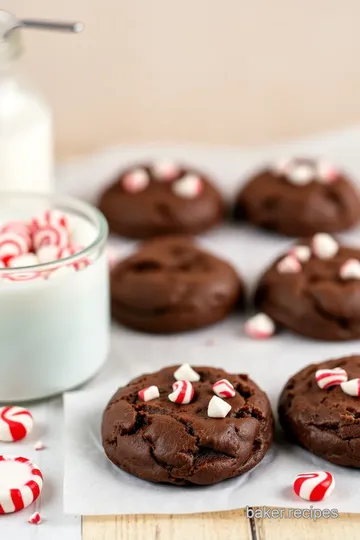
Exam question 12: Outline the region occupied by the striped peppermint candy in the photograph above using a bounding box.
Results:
[0,232,29,264]
[293,471,335,501]
[207,395,232,418]
[138,385,160,402]
[122,169,150,193]
[31,210,69,232]
[0,456,43,513]
[173,364,200,382]
[244,313,275,339]
[340,378,360,397]
[212,379,236,398]
[168,380,194,404]
[57,245,90,270]
[32,225,69,251]
[276,255,301,274]
[0,406,34,442]
[315,367,348,390]
[28,511,41,524]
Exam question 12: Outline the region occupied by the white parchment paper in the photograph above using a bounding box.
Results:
[62,130,360,515]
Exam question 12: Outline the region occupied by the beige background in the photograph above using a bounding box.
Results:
[5,0,360,158]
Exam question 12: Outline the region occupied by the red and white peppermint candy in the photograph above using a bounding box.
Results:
[293,471,335,501]
[2,272,43,282]
[312,233,339,259]
[1,220,30,237]
[0,232,29,264]
[207,395,232,418]
[33,225,69,251]
[168,380,194,404]
[290,245,311,263]
[172,174,203,199]
[122,169,150,193]
[0,456,43,513]
[287,163,314,186]
[315,367,348,390]
[339,258,360,280]
[152,161,180,181]
[8,253,39,268]
[340,378,360,397]
[212,379,236,398]
[31,210,69,232]
[316,162,339,183]
[34,441,45,451]
[0,406,33,442]
[138,385,160,402]
[28,511,41,524]
[58,245,90,270]
[244,313,275,339]
[277,255,301,274]
[174,364,200,382]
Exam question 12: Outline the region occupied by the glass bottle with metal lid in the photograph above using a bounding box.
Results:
[0,10,82,194]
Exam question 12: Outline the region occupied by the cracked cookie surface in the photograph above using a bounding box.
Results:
[255,240,360,340]
[98,162,225,239]
[102,366,273,485]
[278,356,360,467]
[234,161,360,237]
[111,236,243,334]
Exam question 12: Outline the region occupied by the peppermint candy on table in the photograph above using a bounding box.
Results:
[31,209,69,232]
[289,245,311,263]
[122,169,150,193]
[168,380,194,404]
[152,161,180,181]
[244,313,275,339]
[276,255,301,274]
[316,161,339,183]
[0,456,43,513]
[212,379,236,398]
[340,378,360,397]
[287,163,314,186]
[32,225,69,251]
[138,385,160,402]
[0,406,34,442]
[172,174,203,198]
[293,471,335,501]
[339,259,360,280]
[315,367,348,389]
[208,395,232,418]
[28,511,41,524]
[7,253,39,268]
[0,232,29,264]
[173,364,200,382]
[34,441,45,451]
[312,233,339,260]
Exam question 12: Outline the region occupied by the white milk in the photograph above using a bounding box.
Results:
[0,208,110,401]
[0,80,54,193]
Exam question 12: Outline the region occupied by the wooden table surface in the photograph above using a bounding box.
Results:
[82,510,360,539]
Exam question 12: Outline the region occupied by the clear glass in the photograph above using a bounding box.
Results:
[0,32,54,193]
[0,193,110,401]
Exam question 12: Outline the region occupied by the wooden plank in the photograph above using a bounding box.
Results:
[255,510,360,540]
[83,511,251,540]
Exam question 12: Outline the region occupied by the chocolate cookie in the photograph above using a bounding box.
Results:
[234,158,360,237]
[102,365,274,485]
[254,234,360,340]
[99,161,225,239]
[111,236,243,333]
[279,355,360,467]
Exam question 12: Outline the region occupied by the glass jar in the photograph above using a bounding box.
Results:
[0,11,54,193]
[0,193,110,401]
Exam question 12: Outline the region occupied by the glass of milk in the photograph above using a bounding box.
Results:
[0,11,54,193]
[0,193,110,401]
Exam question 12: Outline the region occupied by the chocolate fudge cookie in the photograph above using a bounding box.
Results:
[279,355,360,467]
[234,158,360,237]
[99,161,225,239]
[111,236,243,333]
[254,233,360,340]
[102,365,274,485]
